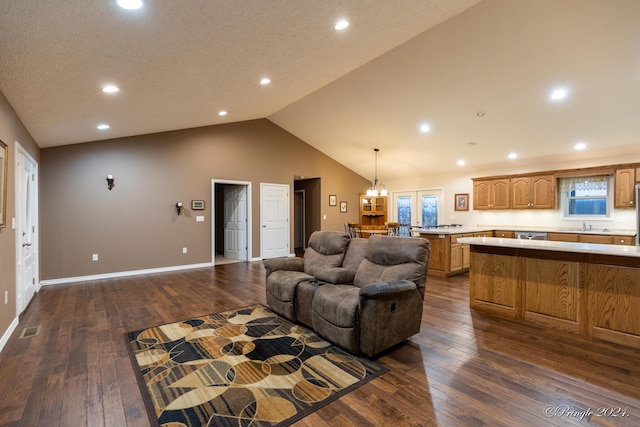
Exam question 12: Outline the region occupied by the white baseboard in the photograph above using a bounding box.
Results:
[0,316,19,354]
[40,262,214,286]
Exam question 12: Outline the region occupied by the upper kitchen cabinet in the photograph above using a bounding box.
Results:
[614,168,636,208]
[511,175,556,209]
[475,162,640,211]
[473,178,510,210]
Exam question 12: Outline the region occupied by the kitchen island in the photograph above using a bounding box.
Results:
[458,236,640,349]
[418,227,494,276]
[419,226,635,277]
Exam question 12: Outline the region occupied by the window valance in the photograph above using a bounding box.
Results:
[559,175,610,192]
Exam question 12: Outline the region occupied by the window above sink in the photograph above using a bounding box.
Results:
[560,175,613,220]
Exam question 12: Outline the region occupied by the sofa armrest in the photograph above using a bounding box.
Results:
[314,267,356,285]
[263,257,304,278]
[358,280,417,299]
[357,280,423,357]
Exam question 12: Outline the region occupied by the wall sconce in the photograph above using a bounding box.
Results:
[176,202,183,215]
[106,175,115,191]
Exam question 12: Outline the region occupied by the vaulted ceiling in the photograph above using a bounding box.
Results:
[1,0,639,181]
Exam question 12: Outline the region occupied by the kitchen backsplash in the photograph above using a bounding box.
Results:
[475,208,636,232]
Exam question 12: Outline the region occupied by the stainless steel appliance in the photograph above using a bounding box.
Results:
[515,231,548,240]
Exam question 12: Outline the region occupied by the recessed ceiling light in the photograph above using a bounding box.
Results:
[457,160,465,166]
[260,77,271,85]
[117,0,143,10]
[508,153,517,159]
[218,110,227,116]
[97,123,110,130]
[102,85,119,93]
[476,111,486,117]
[574,142,587,150]
[419,123,431,133]
[550,87,569,101]
[335,19,349,30]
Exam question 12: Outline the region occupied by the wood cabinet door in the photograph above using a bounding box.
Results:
[473,181,491,209]
[510,177,531,208]
[547,232,579,242]
[474,179,510,209]
[361,195,372,212]
[422,235,447,271]
[450,244,463,272]
[492,179,511,209]
[530,175,556,208]
[511,175,556,209]
[613,235,635,245]
[462,244,471,269]
[578,234,614,244]
[614,168,636,208]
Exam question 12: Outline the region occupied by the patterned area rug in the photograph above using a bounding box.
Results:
[125,304,388,427]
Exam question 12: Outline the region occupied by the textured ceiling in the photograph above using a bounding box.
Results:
[1,0,640,181]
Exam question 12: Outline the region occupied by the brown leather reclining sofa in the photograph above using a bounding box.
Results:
[264,231,430,357]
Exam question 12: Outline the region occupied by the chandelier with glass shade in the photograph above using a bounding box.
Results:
[366,148,387,197]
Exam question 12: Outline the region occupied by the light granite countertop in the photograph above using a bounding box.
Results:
[417,226,636,237]
[418,227,494,235]
[457,236,640,258]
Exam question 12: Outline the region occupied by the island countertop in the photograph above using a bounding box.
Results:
[458,236,640,258]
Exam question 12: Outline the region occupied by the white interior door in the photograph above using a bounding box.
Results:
[15,146,38,314]
[223,185,247,260]
[261,183,290,259]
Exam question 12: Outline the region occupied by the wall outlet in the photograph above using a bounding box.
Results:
[92,254,99,261]
[182,247,188,254]
[4,291,7,305]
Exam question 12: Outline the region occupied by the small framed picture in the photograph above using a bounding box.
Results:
[329,194,337,206]
[340,201,347,213]
[191,200,205,210]
[454,194,469,211]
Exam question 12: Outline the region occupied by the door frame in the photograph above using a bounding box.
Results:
[294,189,305,250]
[14,141,39,315]
[211,179,252,264]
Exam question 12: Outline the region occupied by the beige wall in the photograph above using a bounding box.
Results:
[0,91,40,343]
[40,119,368,280]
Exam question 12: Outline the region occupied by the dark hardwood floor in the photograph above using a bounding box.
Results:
[1,261,639,426]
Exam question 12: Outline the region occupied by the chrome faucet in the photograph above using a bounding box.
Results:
[582,221,592,231]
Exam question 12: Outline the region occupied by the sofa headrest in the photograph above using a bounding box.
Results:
[303,231,350,276]
[307,231,350,255]
[354,235,431,297]
[365,235,430,265]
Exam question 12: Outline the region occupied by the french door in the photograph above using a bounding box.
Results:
[393,190,442,230]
